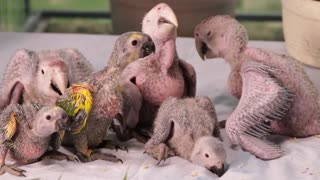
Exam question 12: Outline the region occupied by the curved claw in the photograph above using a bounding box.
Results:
[66,155,80,162]
[99,140,128,153]
[145,143,173,165]
[0,164,26,177]
[41,150,79,163]
[113,144,128,153]
[118,159,124,164]
[155,155,168,166]
[76,152,89,163]
[156,160,164,166]
[76,151,123,163]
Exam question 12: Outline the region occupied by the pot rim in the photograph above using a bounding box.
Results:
[282,0,320,21]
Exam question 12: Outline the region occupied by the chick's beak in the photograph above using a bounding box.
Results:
[141,40,156,58]
[209,164,225,177]
[159,4,178,28]
[56,111,70,130]
[195,38,208,61]
[51,73,68,96]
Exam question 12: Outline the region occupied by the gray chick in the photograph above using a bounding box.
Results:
[145,96,226,176]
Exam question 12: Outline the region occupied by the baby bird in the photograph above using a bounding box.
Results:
[0,48,94,110]
[145,96,226,176]
[118,3,196,141]
[60,32,156,162]
[194,15,320,160]
[0,103,69,177]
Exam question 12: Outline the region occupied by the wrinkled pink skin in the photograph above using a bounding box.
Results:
[5,132,50,164]
[0,49,94,111]
[119,3,196,139]
[121,39,194,130]
[0,104,69,165]
[194,15,320,160]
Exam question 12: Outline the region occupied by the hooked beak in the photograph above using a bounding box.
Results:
[209,164,225,177]
[195,39,208,61]
[158,4,178,28]
[50,74,68,96]
[156,4,178,37]
[141,40,156,57]
[56,111,70,130]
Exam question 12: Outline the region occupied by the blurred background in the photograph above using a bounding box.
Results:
[0,0,282,40]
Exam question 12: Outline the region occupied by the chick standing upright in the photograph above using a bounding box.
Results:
[117,3,196,140]
[58,32,156,162]
[194,15,320,160]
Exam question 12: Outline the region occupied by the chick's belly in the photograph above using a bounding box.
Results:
[10,143,46,163]
[139,77,185,105]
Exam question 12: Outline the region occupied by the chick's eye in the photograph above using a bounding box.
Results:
[41,69,44,74]
[205,153,209,158]
[131,40,138,46]
[46,115,51,120]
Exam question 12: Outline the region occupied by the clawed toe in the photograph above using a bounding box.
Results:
[76,152,123,163]
[99,140,128,153]
[145,143,173,165]
[132,130,150,143]
[41,150,79,162]
[91,152,123,163]
[0,164,26,177]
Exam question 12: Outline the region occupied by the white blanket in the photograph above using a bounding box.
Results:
[0,33,320,180]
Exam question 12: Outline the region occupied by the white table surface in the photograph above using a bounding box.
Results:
[0,32,320,180]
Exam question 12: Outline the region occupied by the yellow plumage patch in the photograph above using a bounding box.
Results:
[5,112,17,141]
[57,83,93,135]
[129,32,143,40]
[126,33,144,64]
[127,53,140,64]
[69,84,93,134]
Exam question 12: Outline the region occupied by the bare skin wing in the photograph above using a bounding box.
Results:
[226,61,294,160]
[112,62,143,141]
[120,65,143,129]
[179,59,197,97]
[0,50,35,110]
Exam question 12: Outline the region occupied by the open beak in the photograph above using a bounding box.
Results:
[158,4,178,28]
[195,39,208,61]
[50,73,68,96]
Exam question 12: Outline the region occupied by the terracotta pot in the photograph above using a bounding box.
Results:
[110,0,235,37]
[282,0,320,68]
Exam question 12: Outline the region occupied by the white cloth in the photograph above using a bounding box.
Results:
[0,33,320,180]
